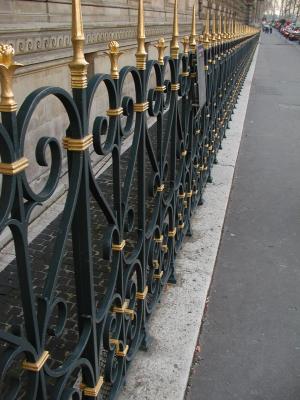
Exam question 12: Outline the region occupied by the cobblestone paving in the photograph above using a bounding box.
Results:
[0,114,174,399]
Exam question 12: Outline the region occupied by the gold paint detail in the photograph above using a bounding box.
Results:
[112,301,128,314]
[69,0,89,88]
[168,228,177,238]
[178,222,185,230]
[136,286,148,300]
[171,83,180,91]
[136,0,147,70]
[63,134,93,151]
[178,192,186,199]
[133,102,149,112]
[181,71,190,77]
[82,376,104,397]
[154,234,163,243]
[186,191,193,198]
[170,0,180,59]
[204,65,209,71]
[154,271,164,280]
[157,184,165,192]
[161,244,168,253]
[190,72,197,78]
[22,351,49,372]
[0,44,23,112]
[106,107,123,117]
[105,41,123,80]
[181,150,187,157]
[155,85,166,92]
[110,339,129,357]
[112,240,126,252]
[0,157,29,175]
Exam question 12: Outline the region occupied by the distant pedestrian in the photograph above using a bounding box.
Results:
[270,26,272,34]
[266,26,269,34]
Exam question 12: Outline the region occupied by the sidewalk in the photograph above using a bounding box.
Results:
[186,32,300,400]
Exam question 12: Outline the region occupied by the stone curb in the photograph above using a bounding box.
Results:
[118,43,260,400]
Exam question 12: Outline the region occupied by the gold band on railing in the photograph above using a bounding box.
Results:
[157,184,165,192]
[161,244,168,253]
[112,240,126,252]
[181,150,187,157]
[82,376,104,397]
[178,222,185,229]
[0,157,29,175]
[112,301,128,314]
[106,107,123,116]
[178,192,185,199]
[136,285,148,300]
[186,191,193,198]
[154,271,163,280]
[190,72,197,78]
[63,134,93,151]
[171,83,180,91]
[155,85,166,92]
[22,351,49,372]
[154,235,163,243]
[168,228,177,237]
[181,71,189,78]
[133,102,149,112]
[110,339,129,357]
[204,65,209,71]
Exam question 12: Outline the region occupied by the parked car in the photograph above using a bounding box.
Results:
[288,28,300,41]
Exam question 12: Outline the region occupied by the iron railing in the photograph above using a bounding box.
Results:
[0,1,258,399]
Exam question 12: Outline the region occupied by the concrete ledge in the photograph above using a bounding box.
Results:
[118,44,260,400]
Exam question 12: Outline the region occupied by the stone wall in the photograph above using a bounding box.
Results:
[0,0,251,205]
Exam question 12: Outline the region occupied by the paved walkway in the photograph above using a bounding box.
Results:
[186,32,300,400]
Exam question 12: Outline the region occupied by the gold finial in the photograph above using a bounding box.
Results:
[211,11,217,43]
[189,4,197,54]
[69,0,88,89]
[154,37,168,65]
[0,44,22,112]
[203,9,211,49]
[170,0,180,59]
[217,13,222,42]
[105,41,123,79]
[136,0,147,70]
[223,14,227,40]
[181,36,190,55]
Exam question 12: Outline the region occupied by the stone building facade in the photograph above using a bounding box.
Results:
[0,0,256,221]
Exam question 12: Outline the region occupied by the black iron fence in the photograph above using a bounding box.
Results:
[0,0,258,398]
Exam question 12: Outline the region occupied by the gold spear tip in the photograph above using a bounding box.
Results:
[106,41,123,79]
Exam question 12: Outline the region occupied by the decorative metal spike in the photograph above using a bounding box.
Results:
[154,37,168,65]
[170,0,180,59]
[69,0,88,89]
[136,0,147,70]
[218,12,222,42]
[105,41,123,79]
[189,4,197,54]
[211,11,217,43]
[0,44,22,112]
[203,8,210,48]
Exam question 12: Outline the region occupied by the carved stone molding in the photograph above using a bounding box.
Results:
[0,23,193,59]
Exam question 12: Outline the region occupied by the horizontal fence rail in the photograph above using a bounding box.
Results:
[0,1,259,399]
